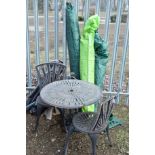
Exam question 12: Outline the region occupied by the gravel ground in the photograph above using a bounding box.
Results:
[26,104,129,155]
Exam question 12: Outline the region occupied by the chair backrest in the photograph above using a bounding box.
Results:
[91,92,119,131]
[35,61,66,89]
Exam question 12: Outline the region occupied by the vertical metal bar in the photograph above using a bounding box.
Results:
[96,0,100,15]
[117,17,129,102]
[33,0,40,65]
[87,0,90,18]
[85,0,88,20]
[63,0,67,65]
[109,0,123,92]
[126,0,129,11]
[54,0,59,60]
[26,0,32,87]
[75,0,79,16]
[104,0,111,42]
[111,0,114,11]
[71,0,74,5]
[126,84,129,105]
[84,0,89,23]
[44,0,49,62]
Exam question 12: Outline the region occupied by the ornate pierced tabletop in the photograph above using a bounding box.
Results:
[40,79,102,109]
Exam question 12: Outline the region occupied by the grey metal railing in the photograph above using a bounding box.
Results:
[26,0,129,105]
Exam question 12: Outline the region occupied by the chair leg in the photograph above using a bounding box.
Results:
[64,124,74,155]
[105,126,112,147]
[88,133,98,155]
[58,108,68,133]
[34,103,47,132]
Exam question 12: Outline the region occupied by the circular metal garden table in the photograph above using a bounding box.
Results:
[40,79,102,109]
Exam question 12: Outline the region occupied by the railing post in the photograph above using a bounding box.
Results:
[104,0,111,42]
[54,0,59,60]
[33,0,40,65]
[44,0,49,62]
[26,0,32,87]
[109,0,123,94]
[63,0,67,65]
[96,0,100,16]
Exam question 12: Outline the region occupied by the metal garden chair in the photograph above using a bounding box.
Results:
[34,61,66,131]
[64,93,119,155]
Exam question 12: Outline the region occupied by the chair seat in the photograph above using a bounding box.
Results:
[73,112,108,134]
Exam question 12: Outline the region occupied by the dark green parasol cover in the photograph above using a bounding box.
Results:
[66,2,80,79]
